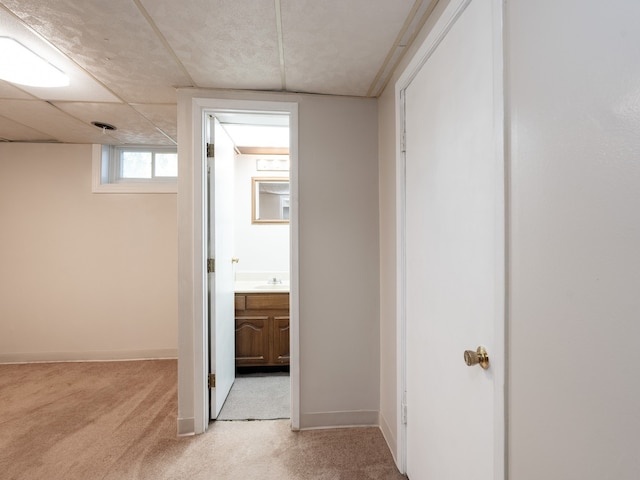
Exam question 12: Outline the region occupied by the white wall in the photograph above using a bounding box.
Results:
[0,143,178,362]
[177,90,379,432]
[377,0,452,462]
[233,154,289,275]
[297,94,379,428]
[507,1,640,478]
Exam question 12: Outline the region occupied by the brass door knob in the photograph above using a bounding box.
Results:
[464,346,489,370]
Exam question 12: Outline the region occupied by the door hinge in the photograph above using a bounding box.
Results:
[401,402,407,424]
[206,143,215,158]
[208,373,216,388]
[207,258,215,273]
[401,131,406,153]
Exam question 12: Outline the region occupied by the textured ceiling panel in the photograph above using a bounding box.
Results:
[0,114,55,142]
[0,99,121,144]
[15,64,122,103]
[1,0,194,104]
[141,0,282,90]
[130,104,177,143]
[0,81,34,100]
[53,102,175,145]
[0,0,431,145]
[0,4,121,102]
[281,0,415,96]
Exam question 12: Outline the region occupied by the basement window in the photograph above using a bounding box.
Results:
[92,145,177,193]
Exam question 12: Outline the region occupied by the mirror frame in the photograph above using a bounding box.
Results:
[251,177,290,224]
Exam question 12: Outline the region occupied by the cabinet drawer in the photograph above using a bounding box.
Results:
[235,295,246,311]
[245,294,289,310]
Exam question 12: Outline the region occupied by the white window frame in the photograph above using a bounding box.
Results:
[92,144,178,193]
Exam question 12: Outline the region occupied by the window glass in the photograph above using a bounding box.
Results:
[93,145,178,194]
[121,151,152,178]
[155,153,178,177]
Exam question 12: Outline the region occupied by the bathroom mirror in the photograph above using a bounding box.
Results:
[252,177,290,224]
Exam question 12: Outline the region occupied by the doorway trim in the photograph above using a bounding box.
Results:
[177,93,299,434]
[394,0,506,475]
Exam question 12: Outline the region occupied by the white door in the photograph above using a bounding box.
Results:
[206,115,236,419]
[404,0,503,478]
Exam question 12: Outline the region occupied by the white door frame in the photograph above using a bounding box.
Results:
[177,94,299,434]
[394,0,506,475]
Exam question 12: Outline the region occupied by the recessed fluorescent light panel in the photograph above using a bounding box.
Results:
[223,125,289,148]
[0,37,69,87]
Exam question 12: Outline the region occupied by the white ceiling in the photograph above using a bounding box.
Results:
[0,0,438,145]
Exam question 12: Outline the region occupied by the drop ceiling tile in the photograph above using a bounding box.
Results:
[0,81,35,100]
[1,0,193,104]
[130,104,177,142]
[54,102,175,145]
[280,0,415,96]
[141,0,282,90]
[0,113,55,142]
[0,5,121,103]
[0,99,120,144]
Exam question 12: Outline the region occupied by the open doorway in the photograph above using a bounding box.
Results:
[176,96,298,435]
[212,111,292,421]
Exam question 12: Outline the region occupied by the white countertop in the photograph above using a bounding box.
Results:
[234,281,290,294]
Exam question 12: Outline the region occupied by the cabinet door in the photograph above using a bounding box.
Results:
[235,316,269,365]
[245,294,289,310]
[272,316,290,365]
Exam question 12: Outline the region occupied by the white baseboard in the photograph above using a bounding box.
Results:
[299,410,379,430]
[379,411,399,467]
[177,417,195,436]
[0,348,178,364]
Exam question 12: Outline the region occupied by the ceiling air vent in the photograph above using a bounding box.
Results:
[91,121,117,131]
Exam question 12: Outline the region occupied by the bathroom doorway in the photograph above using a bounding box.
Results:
[213,110,292,421]
[176,96,299,435]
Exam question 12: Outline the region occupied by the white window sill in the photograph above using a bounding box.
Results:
[92,182,177,194]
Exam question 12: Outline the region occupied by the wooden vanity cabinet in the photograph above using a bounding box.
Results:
[234,293,289,367]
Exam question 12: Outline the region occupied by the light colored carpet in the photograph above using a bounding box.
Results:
[218,374,290,420]
[0,360,406,480]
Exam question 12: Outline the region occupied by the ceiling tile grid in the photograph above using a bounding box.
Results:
[0,99,121,144]
[53,102,176,145]
[0,0,428,144]
[0,114,54,142]
[129,104,178,143]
